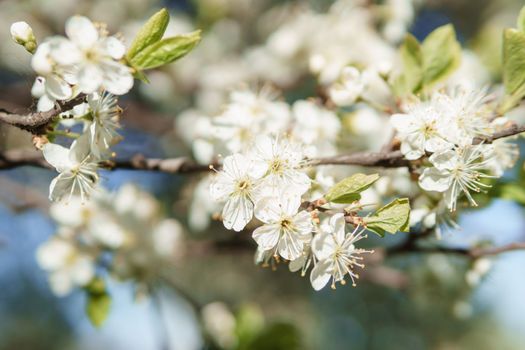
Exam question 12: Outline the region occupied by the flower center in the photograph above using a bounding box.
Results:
[280,218,293,230]
[235,179,251,192]
[269,158,285,174]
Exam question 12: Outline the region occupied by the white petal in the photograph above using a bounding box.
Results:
[71,256,95,285]
[252,224,281,250]
[49,271,74,296]
[222,194,253,232]
[222,153,249,179]
[428,150,459,171]
[43,143,72,172]
[45,75,72,100]
[277,231,304,260]
[282,195,302,217]
[48,173,74,202]
[311,232,336,260]
[289,255,306,272]
[65,16,98,48]
[253,196,281,223]
[77,64,103,94]
[329,213,346,243]
[69,133,91,164]
[101,36,126,59]
[310,260,332,291]
[419,167,451,192]
[210,174,235,201]
[37,95,55,112]
[102,61,134,95]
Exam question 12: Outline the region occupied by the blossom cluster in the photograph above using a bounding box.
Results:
[10,16,132,202]
[391,89,518,211]
[37,184,185,296]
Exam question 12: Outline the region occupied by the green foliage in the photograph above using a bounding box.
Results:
[84,278,111,328]
[393,24,461,96]
[234,304,301,350]
[130,31,201,70]
[518,6,525,33]
[325,173,380,204]
[125,8,201,78]
[501,28,525,113]
[364,198,411,237]
[394,34,423,95]
[126,8,170,61]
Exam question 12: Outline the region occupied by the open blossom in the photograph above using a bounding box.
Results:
[328,66,364,106]
[419,145,494,211]
[210,153,266,232]
[86,92,121,157]
[310,213,372,290]
[212,89,291,154]
[431,88,492,145]
[291,100,341,157]
[32,16,133,96]
[391,103,452,160]
[252,135,311,196]
[43,134,99,202]
[252,196,313,260]
[36,238,95,296]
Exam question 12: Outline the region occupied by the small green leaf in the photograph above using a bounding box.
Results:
[421,24,461,89]
[518,6,525,33]
[393,33,423,96]
[501,28,525,112]
[85,278,111,328]
[130,30,201,70]
[364,198,410,237]
[493,182,525,206]
[325,173,380,204]
[126,8,170,60]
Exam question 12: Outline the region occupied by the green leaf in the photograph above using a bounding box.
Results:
[493,182,525,206]
[85,278,111,328]
[393,33,423,96]
[501,29,525,112]
[421,24,461,89]
[364,198,411,237]
[325,173,380,204]
[126,8,170,60]
[130,30,201,70]
[518,6,525,33]
[235,304,265,347]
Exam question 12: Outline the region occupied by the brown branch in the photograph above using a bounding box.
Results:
[0,95,85,134]
[1,122,525,173]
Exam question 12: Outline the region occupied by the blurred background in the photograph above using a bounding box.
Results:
[1,0,525,349]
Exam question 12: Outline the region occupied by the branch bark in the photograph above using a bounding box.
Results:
[0,95,85,134]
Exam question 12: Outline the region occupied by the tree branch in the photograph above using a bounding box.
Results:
[0,95,85,134]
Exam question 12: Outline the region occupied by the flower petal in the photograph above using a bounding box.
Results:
[65,16,99,48]
[310,260,332,291]
[252,223,280,250]
[222,194,253,232]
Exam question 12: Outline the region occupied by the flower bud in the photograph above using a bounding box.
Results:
[10,21,37,53]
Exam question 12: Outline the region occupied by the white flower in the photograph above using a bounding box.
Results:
[43,134,99,202]
[36,238,95,296]
[252,196,313,260]
[212,89,291,154]
[328,66,364,106]
[46,16,133,95]
[210,153,266,232]
[291,100,341,157]
[310,213,371,290]
[86,92,121,157]
[152,219,185,258]
[419,145,494,211]
[485,139,518,177]
[252,135,311,196]
[391,103,452,160]
[431,88,492,145]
